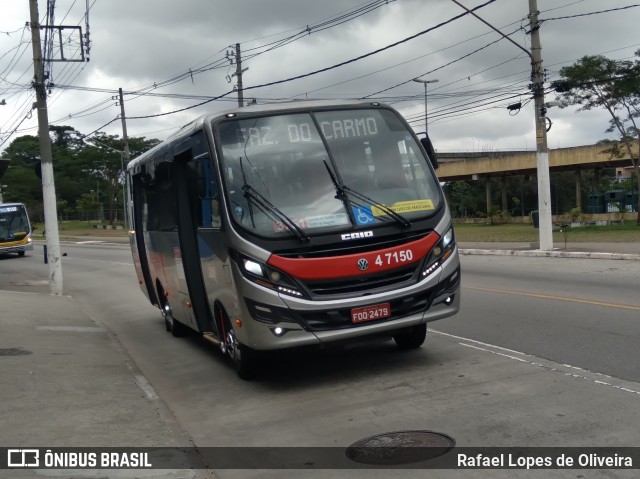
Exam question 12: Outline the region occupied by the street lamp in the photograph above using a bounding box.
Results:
[413,78,439,135]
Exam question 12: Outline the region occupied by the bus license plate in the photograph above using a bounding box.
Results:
[351,303,391,324]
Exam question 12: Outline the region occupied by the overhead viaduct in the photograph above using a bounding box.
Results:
[436,144,635,212]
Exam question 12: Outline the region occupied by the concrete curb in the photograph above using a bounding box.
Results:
[459,248,640,261]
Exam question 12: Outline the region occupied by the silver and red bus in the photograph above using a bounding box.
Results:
[0,202,33,257]
[126,100,460,378]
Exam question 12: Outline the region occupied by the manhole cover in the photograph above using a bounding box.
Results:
[346,430,455,465]
[0,347,33,356]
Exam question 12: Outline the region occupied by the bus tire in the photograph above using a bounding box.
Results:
[223,325,260,380]
[161,300,188,337]
[234,343,260,381]
[393,323,427,350]
[18,251,25,257]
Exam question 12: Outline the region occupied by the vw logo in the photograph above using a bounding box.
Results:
[357,258,369,271]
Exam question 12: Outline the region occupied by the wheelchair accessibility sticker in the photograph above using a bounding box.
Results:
[352,206,376,225]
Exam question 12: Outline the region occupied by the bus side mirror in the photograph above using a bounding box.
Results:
[420,137,438,170]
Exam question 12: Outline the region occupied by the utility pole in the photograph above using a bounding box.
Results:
[450,0,553,250]
[235,43,244,108]
[29,0,63,295]
[118,87,130,228]
[227,43,248,107]
[528,0,553,251]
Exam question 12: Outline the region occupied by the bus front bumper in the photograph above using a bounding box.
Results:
[235,250,460,351]
[0,237,33,254]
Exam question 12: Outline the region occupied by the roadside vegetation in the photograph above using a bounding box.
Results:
[454,221,640,243]
[28,219,640,243]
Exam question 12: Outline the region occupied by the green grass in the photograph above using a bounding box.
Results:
[454,221,640,243]
[28,219,640,243]
[30,220,127,239]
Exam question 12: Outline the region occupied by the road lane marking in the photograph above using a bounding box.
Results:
[432,330,640,398]
[134,374,159,400]
[464,285,640,312]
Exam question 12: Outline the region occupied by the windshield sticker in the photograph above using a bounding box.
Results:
[371,199,435,217]
[352,206,376,225]
[273,213,349,233]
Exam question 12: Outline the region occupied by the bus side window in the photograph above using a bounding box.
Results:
[195,154,221,229]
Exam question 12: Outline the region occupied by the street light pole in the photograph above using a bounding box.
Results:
[413,78,439,135]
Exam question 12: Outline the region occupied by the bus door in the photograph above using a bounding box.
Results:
[191,151,227,340]
[130,175,158,305]
[173,142,224,336]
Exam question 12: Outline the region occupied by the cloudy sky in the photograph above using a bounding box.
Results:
[1,0,639,155]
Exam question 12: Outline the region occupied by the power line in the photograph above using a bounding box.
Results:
[96,0,497,123]
[543,4,640,21]
[241,0,497,95]
[363,26,521,99]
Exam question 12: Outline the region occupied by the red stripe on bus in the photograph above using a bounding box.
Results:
[267,231,440,280]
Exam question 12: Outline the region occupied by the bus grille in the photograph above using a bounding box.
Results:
[302,264,418,296]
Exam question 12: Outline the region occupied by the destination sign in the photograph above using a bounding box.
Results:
[0,207,18,213]
[231,115,380,148]
[319,117,378,140]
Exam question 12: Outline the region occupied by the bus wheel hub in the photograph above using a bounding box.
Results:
[225,331,239,360]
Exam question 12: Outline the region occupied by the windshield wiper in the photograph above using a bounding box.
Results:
[322,161,411,228]
[239,156,308,241]
[242,185,309,242]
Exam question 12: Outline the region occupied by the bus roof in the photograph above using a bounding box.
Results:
[0,202,26,208]
[127,99,387,171]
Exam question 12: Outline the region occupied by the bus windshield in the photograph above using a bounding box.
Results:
[216,107,441,238]
[0,204,30,241]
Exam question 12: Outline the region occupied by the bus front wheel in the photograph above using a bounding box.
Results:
[222,323,260,380]
[393,324,427,350]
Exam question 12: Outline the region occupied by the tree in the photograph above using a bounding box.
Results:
[553,52,640,224]
[1,128,160,223]
[76,133,160,224]
[449,181,477,218]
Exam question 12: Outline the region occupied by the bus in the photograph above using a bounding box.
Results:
[126,100,460,379]
[0,202,34,257]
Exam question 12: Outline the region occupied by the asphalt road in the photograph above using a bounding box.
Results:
[9,242,638,382]
[2,242,640,478]
[436,254,640,383]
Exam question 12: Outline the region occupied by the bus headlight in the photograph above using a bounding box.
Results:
[422,227,455,277]
[236,253,307,298]
[243,259,264,276]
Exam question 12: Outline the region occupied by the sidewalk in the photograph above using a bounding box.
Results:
[458,241,640,260]
[0,290,203,476]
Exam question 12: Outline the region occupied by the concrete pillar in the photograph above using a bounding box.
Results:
[501,175,508,212]
[486,179,492,214]
[575,169,582,210]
